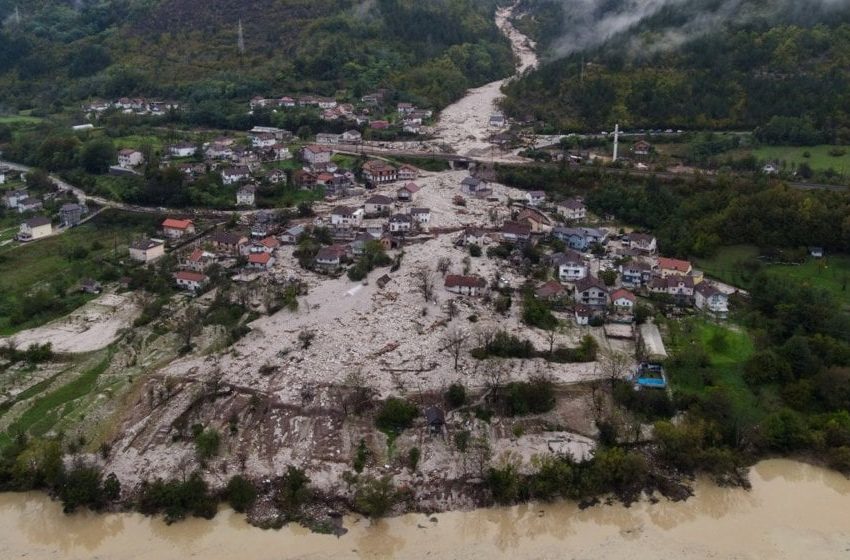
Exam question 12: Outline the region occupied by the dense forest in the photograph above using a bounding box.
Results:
[0,0,514,113]
[503,0,850,139]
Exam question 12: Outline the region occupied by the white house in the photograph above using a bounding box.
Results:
[551,251,588,283]
[118,149,144,168]
[174,270,208,293]
[629,233,657,255]
[302,145,333,166]
[410,207,431,225]
[248,132,275,148]
[169,143,196,158]
[389,213,413,233]
[611,289,636,311]
[695,283,729,317]
[341,130,362,143]
[365,195,394,215]
[525,191,546,206]
[397,164,418,181]
[330,206,363,227]
[222,166,250,185]
[3,189,29,209]
[129,238,165,263]
[236,185,256,206]
[18,216,52,241]
[574,276,609,307]
[445,275,487,296]
[557,198,587,221]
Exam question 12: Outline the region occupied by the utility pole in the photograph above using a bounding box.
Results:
[612,124,620,162]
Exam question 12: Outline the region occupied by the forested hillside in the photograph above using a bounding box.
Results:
[503,0,850,140]
[0,0,514,113]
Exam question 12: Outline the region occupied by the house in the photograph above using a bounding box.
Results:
[331,206,364,227]
[525,191,546,206]
[222,166,250,185]
[364,195,394,216]
[650,275,695,299]
[489,112,506,127]
[574,304,593,326]
[461,227,489,246]
[535,280,567,301]
[810,247,824,259]
[17,197,43,214]
[553,226,607,251]
[315,245,348,270]
[611,289,636,311]
[620,261,653,287]
[574,276,609,307]
[206,142,234,160]
[397,182,420,202]
[501,221,532,244]
[410,207,431,225]
[633,140,652,156]
[249,132,276,148]
[516,208,553,234]
[254,236,281,253]
[629,233,657,255]
[397,164,418,181]
[129,238,165,262]
[556,198,587,221]
[294,170,317,189]
[59,203,85,227]
[268,144,292,161]
[250,210,276,238]
[550,251,588,283]
[445,275,487,296]
[302,145,333,167]
[460,176,491,197]
[362,160,398,184]
[236,185,256,207]
[370,120,390,130]
[118,149,144,168]
[695,282,729,317]
[397,102,414,114]
[161,218,195,239]
[389,213,413,233]
[263,169,286,185]
[169,143,196,158]
[18,216,52,241]
[341,130,362,143]
[183,248,215,272]
[316,133,341,145]
[281,224,305,244]
[657,257,693,278]
[174,270,208,293]
[247,252,275,270]
[210,231,248,255]
[3,189,29,209]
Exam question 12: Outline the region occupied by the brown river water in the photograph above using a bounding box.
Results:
[0,459,848,559]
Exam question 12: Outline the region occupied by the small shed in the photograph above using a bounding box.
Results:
[424,406,445,433]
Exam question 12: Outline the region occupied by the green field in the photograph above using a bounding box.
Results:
[698,245,850,307]
[665,318,756,409]
[695,244,759,287]
[770,256,850,308]
[0,114,44,125]
[0,210,161,334]
[752,145,850,174]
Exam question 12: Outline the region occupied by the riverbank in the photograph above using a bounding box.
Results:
[1,459,848,559]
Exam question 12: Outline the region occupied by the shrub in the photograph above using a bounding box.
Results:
[276,466,312,513]
[353,439,369,473]
[225,475,257,513]
[486,462,522,504]
[454,430,471,452]
[446,383,467,408]
[375,398,418,435]
[468,244,482,257]
[137,473,217,523]
[407,447,421,471]
[501,377,555,416]
[353,476,397,518]
[194,429,221,461]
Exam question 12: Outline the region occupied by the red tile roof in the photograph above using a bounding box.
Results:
[445,275,487,289]
[162,218,193,230]
[611,289,636,302]
[658,257,692,273]
[175,271,206,282]
[248,252,272,265]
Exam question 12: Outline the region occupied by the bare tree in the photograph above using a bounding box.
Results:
[436,256,452,277]
[545,324,559,356]
[446,298,459,320]
[176,306,203,351]
[413,267,435,302]
[600,348,631,388]
[442,327,469,371]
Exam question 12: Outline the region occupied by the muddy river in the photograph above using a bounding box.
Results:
[1,459,848,559]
